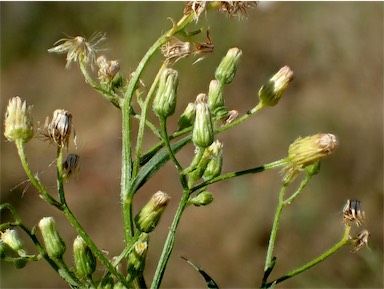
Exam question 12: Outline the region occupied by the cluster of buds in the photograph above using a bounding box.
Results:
[46,109,74,148]
[153,68,179,119]
[283,133,338,181]
[134,191,171,233]
[97,55,121,87]
[4,96,34,144]
[342,199,370,253]
[188,191,214,207]
[48,32,105,69]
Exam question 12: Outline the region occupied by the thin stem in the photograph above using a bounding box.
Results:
[15,140,60,208]
[56,258,82,287]
[56,146,66,205]
[264,225,352,288]
[151,189,191,289]
[191,158,287,193]
[160,118,183,172]
[61,205,129,287]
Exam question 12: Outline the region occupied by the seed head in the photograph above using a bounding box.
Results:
[48,32,105,69]
[259,66,294,107]
[184,1,207,23]
[4,96,34,143]
[47,109,73,148]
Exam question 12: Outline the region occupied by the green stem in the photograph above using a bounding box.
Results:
[61,205,129,287]
[150,189,191,289]
[191,159,287,193]
[56,146,66,205]
[160,118,183,172]
[264,225,351,288]
[15,140,60,208]
[79,62,121,109]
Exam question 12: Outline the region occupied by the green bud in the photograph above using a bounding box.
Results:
[208,80,228,119]
[258,66,294,107]
[97,276,115,289]
[203,140,223,181]
[178,102,196,130]
[127,233,149,281]
[153,68,179,118]
[73,235,96,278]
[38,217,66,260]
[215,47,242,84]
[4,96,34,143]
[1,229,24,255]
[15,258,28,269]
[189,191,214,207]
[134,191,171,233]
[192,94,214,148]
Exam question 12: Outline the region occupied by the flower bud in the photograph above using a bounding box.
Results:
[208,80,228,119]
[192,94,214,148]
[258,66,294,107]
[4,96,34,143]
[178,102,196,131]
[283,133,338,181]
[47,109,73,148]
[127,233,149,281]
[134,191,170,233]
[189,191,214,207]
[203,140,223,181]
[73,235,96,278]
[15,258,28,269]
[1,229,24,255]
[38,217,66,260]
[215,48,242,84]
[153,68,179,118]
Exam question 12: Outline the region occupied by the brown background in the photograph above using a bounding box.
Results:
[1,2,383,288]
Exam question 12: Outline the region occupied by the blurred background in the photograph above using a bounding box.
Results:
[1,2,383,288]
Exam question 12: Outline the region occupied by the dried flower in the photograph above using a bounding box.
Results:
[161,37,191,63]
[4,96,34,143]
[351,230,370,253]
[184,1,207,23]
[62,153,80,180]
[215,47,242,84]
[283,133,338,181]
[73,236,96,278]
[97,55,120,84]
[48,32,105,68]
[343,199,365,227]
[46,109,73,148]
[193,30,214,64]
[152,68,179,118]
[134,191,171,233]
[259,66,294,107]
[192,94,214,148]
[217,1,257,20]
[222,110,239,125]
[38,217,66,260]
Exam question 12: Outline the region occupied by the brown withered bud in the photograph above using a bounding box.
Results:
[47,109,73,148]
[161,37,191,63]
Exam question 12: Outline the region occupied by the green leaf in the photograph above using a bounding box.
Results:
[181,256,219,289]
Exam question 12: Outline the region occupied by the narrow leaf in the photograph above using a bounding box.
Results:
[181,256,219,289]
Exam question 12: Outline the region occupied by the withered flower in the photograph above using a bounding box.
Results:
[184,1,207,23]
[343,199,365,227]
[218,1,257,20]
[351,230,370,253]
[97,55,120,83]
[48,32,105,69]
[46,109,73,148]
[161,37,191,63]
[193,30,214,64]
[222,110,239,125]
[62,153,80,180]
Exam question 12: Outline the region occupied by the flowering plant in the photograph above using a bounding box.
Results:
[1,2,372,288]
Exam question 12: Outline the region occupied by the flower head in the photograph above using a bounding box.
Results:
[38,217,66,260]
[184,1,207,23]
[4,96,34,143]
[46,109,73,148]
[48,32,105,69]
[1,229,24,255]
[161,37,191,63]
[152,68,179,118]
[343,199,365,227]
[217,1,257,20]
[215,47,242,84]
[351,230,370,253]
[192,94,214,148]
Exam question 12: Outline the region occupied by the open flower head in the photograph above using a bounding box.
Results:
[48,32,105,69]
[4,96,34,143]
